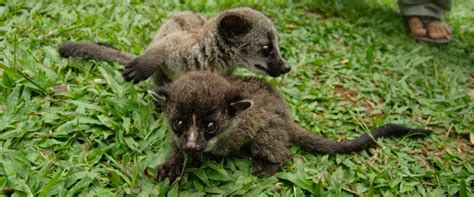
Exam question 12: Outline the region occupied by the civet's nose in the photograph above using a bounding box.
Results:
[281,62,291,73]
[184,142,200,153]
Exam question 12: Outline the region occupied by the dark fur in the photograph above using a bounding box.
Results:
[151,72,431,181]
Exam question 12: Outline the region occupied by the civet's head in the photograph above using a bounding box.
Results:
[216,7,290,77]
[151,72,252,155]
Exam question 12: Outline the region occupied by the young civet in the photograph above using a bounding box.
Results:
[58,7,290,85]
[150,71,431,181]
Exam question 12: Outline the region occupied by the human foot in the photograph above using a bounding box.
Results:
[405,16,451,44]
[427,20,451,40]
[408,17,427,38]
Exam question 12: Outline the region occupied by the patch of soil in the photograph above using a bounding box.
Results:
[334,85,357,102]
[454,133,473,151]
[306,8,332,20]
[334,85,383,119]
[423,132,473,163]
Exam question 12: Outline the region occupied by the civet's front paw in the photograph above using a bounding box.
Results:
[122,56,156,83]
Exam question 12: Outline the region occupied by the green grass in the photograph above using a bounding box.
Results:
[1,0,473,196]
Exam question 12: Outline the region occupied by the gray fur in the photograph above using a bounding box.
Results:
[58,7,290,85]
[58,41,134,65]
[152,72,432,181]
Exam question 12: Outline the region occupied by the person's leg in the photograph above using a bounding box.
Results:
[398,0,452,41]
[399,0,449,19]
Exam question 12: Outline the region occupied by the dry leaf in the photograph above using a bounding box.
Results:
[470,133,474,145]
[468,90,474,99]
[285,24,297,29]
[341,59,349,64]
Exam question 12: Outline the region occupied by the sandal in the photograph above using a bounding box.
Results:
[403,16,452,44]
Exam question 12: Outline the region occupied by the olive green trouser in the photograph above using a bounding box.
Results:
[398,0,452,19]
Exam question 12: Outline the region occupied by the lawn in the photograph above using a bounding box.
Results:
[1,0,473,196]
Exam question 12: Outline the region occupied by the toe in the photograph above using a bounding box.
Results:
[133,73,145,83]
[124,72,135,82]
[429,28,442,39]
[408,17,427,37]
[428,21,451,40]
[414,28,427,37]
[443,25,452,36]
[122,71,131,78]
[441,28,450,38]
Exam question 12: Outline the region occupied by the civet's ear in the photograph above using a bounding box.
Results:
[149,86,170,112]
[230,99,253,112]
[218,13,252,39]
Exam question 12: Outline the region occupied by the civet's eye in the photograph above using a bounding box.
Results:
[172,120,185,133]
[205,121,218,134]
[262,44,273,57]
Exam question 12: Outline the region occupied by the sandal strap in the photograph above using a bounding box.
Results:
[403,16,441,27]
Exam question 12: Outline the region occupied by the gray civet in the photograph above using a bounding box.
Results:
[59,7,290,85]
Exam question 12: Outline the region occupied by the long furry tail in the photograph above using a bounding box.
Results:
[289,123,431,154]
[58,41,135,65]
